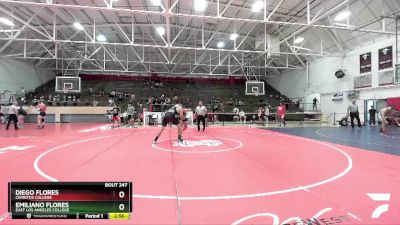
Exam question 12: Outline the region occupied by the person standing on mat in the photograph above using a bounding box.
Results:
[153,103,189,144]
[195,101,207,132]
[0,106,5,124]
[276,102,286,127]
[347,99,361,129]
[36,100,47,129]
[369,105,377,126]
[265,106,270,124]
[126,103,135,128]
[111,104,121,128]
[6,101,19,130]
[378,106,394,133]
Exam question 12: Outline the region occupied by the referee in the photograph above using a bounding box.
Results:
[195,101,207,132]
[347,99,361,128]
[6,101,19,130]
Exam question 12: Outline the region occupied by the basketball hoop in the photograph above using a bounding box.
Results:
[254,91,259,97]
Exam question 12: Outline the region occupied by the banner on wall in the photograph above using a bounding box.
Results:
[378,46,393,70]
[332,92,344,101]
[354,74,372,89]
[378,70,394,86]
[360,52,372,74]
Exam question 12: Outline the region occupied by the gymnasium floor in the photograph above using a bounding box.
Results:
[0,123,399,225]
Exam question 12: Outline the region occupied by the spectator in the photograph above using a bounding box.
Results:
[0,106,5,124]
[276,102,286,127]
[233,107,240,122]
[108,98,114,106]
[17,105,27,128]
[32,98,39,106]
[111,104,121,128]
[239,109,246,124]
[313,97,319,111]
[369,105,377,126]
[93,99,99,107]
[118,93,123,101]
[130,94,135,102]
[109,90,116,99]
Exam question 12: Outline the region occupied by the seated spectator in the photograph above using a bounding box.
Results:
[118,93,123,101]
[93,99,99,107]
[130,94,135,103]
[232,107,239,114]
[32,98,38,106]
[85,99,90,106]
[239,109,246,124]
[109,90,116,99]
[108,98,114,106]
[233,107,240,122]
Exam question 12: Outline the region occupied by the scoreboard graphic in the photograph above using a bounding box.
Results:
[8,182,132,220]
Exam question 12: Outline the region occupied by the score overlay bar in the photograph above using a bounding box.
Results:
[8,182,132,220]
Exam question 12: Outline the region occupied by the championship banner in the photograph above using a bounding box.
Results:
[378,46,393,70]
[378,70,394,86]
[354,74,372,89]
[359,52,371,74]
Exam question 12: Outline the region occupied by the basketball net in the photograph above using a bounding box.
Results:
[63,88,69,94]
[254,91,259,97]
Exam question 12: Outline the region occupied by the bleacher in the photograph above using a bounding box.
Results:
[25,76,293,114]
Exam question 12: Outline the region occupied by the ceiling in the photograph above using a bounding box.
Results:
[0,0,398,78]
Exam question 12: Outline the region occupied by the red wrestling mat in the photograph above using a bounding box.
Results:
[0,124,399,224]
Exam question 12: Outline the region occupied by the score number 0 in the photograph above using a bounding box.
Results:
[118,191,126,211]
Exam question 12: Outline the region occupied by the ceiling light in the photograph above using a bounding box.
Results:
[217,41,225,48]
[151,0,162,6]
[97,34,107,42]
[229,33,238,40]
[293,36,304,44]
[334,11,351,21]
[0,17,14,26]
[156,27,165,36]
[252,1,264,12]
[194,0,207,11]
[73,22,84,31]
